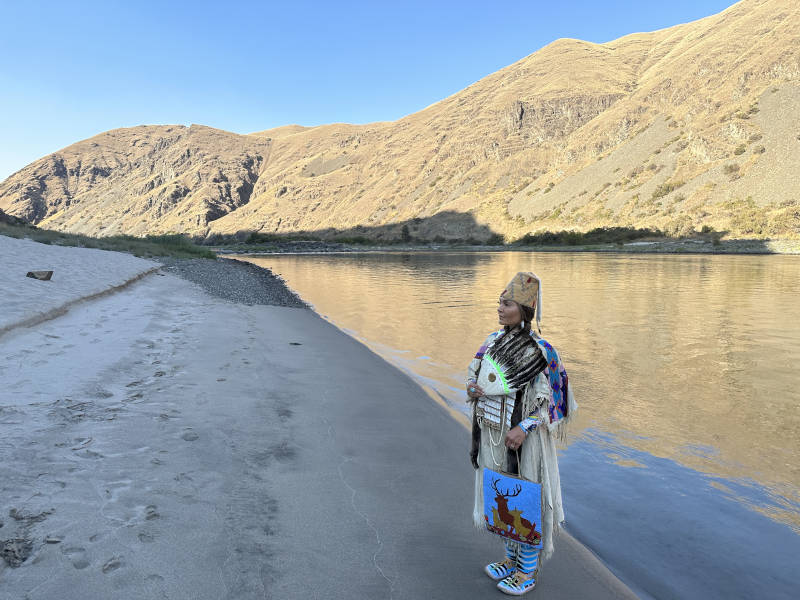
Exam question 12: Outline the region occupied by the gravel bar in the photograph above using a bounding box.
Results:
[158,257,308,308]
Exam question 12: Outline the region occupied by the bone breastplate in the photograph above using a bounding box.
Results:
[476,391,515,430]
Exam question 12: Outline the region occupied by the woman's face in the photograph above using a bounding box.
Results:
[497,297,522,327]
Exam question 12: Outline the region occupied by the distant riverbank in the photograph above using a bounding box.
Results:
[213,236,800,256]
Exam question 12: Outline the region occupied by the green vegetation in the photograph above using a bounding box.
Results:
[331,236,378,245]
[721,197,800,237]
[652,180,685,199]
[725,197,768,235]
[486,233,506,246]
[518,226,665,247]
[0,221,215,258]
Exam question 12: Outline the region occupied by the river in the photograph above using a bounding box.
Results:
[239,251,799,600]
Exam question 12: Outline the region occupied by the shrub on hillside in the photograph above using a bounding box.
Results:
[652,181,685,199]
[723,163,739,174]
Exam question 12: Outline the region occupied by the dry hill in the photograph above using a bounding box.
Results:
[1,0,799,241]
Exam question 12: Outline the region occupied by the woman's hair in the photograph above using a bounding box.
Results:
[520,303,536,333]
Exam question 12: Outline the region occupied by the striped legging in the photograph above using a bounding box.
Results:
[504,539,540,576]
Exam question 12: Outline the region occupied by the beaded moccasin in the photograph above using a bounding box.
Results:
[484,559,516,581]
[497,572,536,595]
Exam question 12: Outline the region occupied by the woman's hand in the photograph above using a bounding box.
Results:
[466,381,485,399]
[505,426,527,450]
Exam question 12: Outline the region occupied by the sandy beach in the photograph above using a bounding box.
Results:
[0,236,637,599]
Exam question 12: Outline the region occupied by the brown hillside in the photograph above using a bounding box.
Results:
[1,0,799,241]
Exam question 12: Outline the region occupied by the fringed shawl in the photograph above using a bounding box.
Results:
[535,339,570,426]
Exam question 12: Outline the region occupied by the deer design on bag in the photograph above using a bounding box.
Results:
[489,478,542,543]
[510,509,542,545]
[491,478,522,534]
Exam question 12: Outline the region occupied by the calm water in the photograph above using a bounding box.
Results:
[241,252,800,600]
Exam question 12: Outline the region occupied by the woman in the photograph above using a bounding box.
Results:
[466,272,576,596]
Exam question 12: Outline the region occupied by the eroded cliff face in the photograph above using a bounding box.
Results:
[503,95,626,140]
[0,125,270,236]
[2,0,799,240]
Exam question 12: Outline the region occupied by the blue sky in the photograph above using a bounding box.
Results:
[0,0,737,181]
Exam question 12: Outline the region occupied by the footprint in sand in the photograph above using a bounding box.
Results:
[138,532,156,544]
[267,441,297,462]
[102,556,123,574]
[145,505,160,520]
[181,430,199,442]
[77,449,104,460]
[62,546,89,570]
[70,437,93,450]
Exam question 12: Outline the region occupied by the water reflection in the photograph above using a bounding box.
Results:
[240,252,800,526]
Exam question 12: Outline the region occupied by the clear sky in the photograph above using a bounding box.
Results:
[0,0,737,182]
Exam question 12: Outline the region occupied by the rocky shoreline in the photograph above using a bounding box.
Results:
[159,257,307,308]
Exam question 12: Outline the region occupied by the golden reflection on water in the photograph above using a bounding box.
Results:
[241,252,800,507]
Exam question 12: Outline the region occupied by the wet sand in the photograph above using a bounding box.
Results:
[0,255,637,598]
